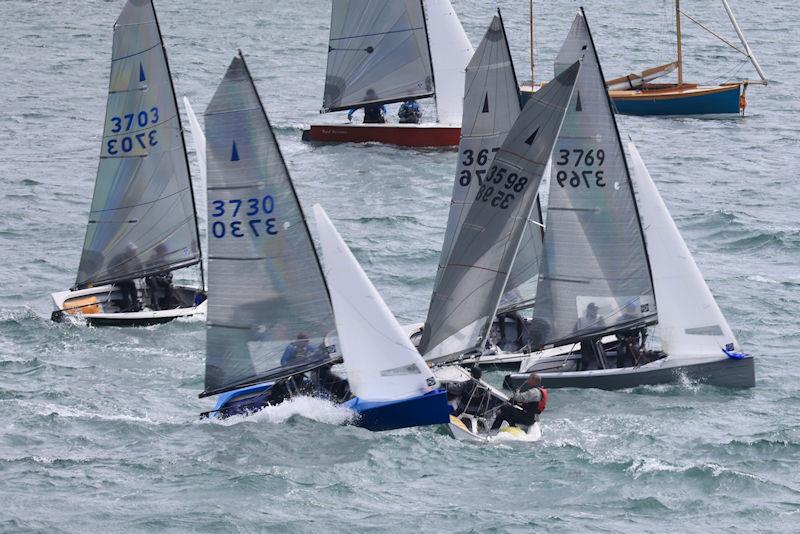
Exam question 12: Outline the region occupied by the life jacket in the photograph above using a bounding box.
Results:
[519,386,548,414]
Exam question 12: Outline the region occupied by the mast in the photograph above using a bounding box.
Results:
[675,0,684,85]
[720,0,768,84]
[530,0,535,84]
[420,0,439,122]
[152,0,205,290]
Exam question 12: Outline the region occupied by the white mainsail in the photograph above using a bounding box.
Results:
[314,204,437,402]
[628,142,739,359]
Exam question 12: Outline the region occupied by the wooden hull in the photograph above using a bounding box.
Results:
[520,82,744,116]
[302,123,460,147]
[609,83,743,116]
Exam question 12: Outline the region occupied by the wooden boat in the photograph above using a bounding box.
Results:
[302,0,473,147]
[50,0,207,326]
[522,0,767,116]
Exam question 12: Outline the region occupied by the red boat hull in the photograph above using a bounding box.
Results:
[302,123,460,148]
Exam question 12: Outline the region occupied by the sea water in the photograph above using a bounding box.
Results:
[1,0,798,531]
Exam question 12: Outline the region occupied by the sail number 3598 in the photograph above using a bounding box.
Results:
[474,165,529,210]
[555,148,606,188]
[210,195,278,239]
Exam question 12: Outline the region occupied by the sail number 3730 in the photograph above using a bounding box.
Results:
[555,148,606,188]
[210,195,278,239]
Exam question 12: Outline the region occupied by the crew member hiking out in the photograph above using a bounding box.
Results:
[491,373,547,430]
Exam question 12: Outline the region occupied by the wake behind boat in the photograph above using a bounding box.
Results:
[302,0,473,147]
[50,0,207,326]
[200,52,448,432]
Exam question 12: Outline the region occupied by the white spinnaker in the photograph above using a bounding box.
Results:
[628,141,738,359]
[183,96,207,225]
[314,204,437,402]
[423,0,473,125]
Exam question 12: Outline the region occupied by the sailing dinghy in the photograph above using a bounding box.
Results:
[503,11,754,390]
[200,52,448,431]
[50,0,207,326]
[411,12,583,438]
[302,0,474,147]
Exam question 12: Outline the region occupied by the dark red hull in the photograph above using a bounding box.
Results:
[302,123,460,148]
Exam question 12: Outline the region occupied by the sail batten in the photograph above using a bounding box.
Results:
[76,0,201,288]
[202,53,337,396]
[531,10,657,350]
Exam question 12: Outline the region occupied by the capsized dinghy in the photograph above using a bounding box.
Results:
[50,0,206,326]
[504,11,754,390]
[200,52,448,431]
[302,0,473,147]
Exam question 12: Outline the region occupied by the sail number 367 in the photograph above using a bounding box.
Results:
[555,148,606,188]
[210,195,278,239]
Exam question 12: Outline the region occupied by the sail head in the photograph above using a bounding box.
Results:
[202,54,336,396]
[532,11,657,349]
[76,0,201,288]
[322,0,434,112]
[419,61,582,363]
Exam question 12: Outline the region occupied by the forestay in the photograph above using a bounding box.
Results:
[202,53,336,396]
[419,61,581,363]
[628,142,738,359]
[531,10,656,349]
[76,0,201,288]
[322,0,434,113]
[314,205,437,401]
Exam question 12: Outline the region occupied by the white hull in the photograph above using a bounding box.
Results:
[50,284,206,326]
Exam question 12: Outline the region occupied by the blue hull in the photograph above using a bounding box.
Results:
[611,85,741,116]
[206,385,450,432]
[344,389,450,431]
[519,84,741,116]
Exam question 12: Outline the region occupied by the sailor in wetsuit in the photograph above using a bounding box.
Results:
[490,373,547,430]
[347,89,387,124]
[398,99,422,123]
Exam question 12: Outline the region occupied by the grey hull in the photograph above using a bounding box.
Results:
[503,356,755,390]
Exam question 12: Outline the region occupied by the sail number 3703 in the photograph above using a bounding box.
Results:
[555,148,606,188]
[210,195,278,239]
[106,107,160,155]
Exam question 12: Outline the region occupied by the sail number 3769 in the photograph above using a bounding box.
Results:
[555,148,606,188]
[210,195,278,239]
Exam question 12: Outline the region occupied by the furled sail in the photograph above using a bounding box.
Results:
[322,0,434,112]
[531,10,657,350]
[314,205,437,401]
[202,53,336,397]
[419,61,582,363]
[76,0,201,288]
[628,141,738,359]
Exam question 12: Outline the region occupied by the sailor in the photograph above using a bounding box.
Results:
[313,363,350,401]
[574,302,605,371]
[145,270,173,310]
[490,373,547,430]
[616,302,646,367]
[110,244,143,312]
[347,88,386,124]
[280,333,313,366]
[398,99,422,124]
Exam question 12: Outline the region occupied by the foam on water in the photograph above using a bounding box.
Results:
[206,396,357,428]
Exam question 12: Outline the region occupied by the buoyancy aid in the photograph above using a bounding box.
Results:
[518,387,548,414]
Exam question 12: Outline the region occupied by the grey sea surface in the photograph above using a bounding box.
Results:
[1,0,799,531]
